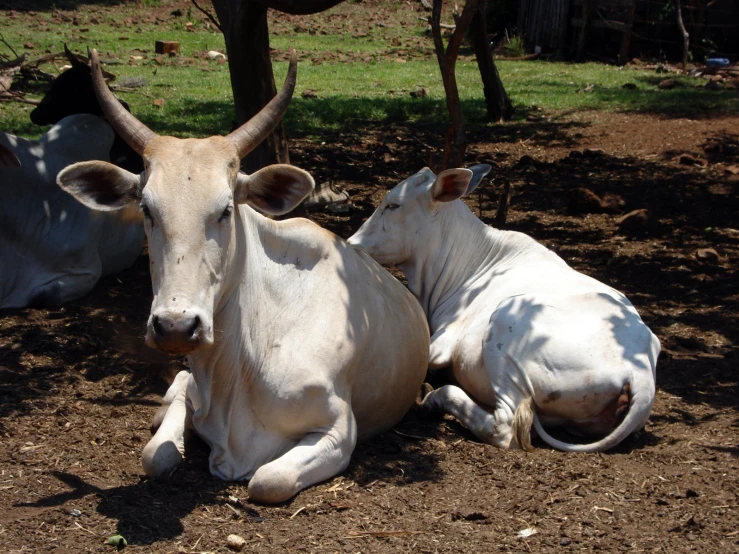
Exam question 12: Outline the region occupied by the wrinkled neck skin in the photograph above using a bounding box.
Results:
[399,201,521,334]
[182,205,289,475]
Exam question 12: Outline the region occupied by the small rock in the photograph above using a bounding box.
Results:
[704,80,721,91]
[207,50,226,60]
[695,248,720,263]
[515,154,537,168]
[658,78,676,89]
[227,534,247,551]
[301,89,318,99]
[568,187,605,215]
[583,147,606,158]
[568,149,583,159]
[410,87,428,98]
[152,98,166,108]
[616,209,651,235]
[677,154,707,166]
[560,537,572,546]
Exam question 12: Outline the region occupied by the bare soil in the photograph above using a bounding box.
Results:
[2,2,739,553]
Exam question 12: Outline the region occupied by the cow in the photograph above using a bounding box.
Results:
[57,49,430,503]
[0,114,144,309]
[0,144,20,168]
[30,46,142,175]
[348,165,660,452]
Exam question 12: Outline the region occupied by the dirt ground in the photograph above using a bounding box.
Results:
[2,2,739,553]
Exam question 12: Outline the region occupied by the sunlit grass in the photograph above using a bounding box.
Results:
[2,5,736,140]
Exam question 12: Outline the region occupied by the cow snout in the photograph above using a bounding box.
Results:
[148,311,206,353]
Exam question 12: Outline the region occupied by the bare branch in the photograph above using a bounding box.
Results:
[190,0,223,32]
[0,33,19,59]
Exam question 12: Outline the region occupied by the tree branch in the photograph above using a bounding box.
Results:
[190,0,222,32]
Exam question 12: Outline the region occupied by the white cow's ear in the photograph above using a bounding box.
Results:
[234,164,315,215]
[58,160,142,211]
[465,164,492,195]
[431,168,473,203]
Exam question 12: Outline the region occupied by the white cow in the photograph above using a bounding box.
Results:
[57,50,429,503]
[0,115,144,309]
[348,165,660,452]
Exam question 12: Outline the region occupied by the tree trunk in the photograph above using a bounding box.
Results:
[470,0,512,122]
[431,0,481,169]
[576,0,593,62]
[675,0,690,68]
[212,0,289,173]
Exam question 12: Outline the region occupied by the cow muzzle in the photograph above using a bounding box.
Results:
[147,309,211,353]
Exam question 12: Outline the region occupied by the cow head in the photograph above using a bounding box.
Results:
[348,165,491,266]
[58,49,314,354]
[31,45,129,126]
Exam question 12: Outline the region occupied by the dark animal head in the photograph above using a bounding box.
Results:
[30,45,130,126]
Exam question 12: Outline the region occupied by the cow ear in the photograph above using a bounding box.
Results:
[0,144,20,168]
[465,164,492,195]
[234,164,315,215]
[430,168,473,203]
[58,160,142,211]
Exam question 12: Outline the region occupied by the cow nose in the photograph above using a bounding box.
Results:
[151,313,202,352]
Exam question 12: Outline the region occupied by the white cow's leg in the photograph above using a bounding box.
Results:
[248,401,357,504]
[141,371,192,477]
[421,384,518,449]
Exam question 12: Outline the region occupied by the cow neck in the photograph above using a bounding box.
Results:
[186,204,290,394]
[400,200,509,328]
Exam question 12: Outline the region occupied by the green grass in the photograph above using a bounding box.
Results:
[2,4,737,140]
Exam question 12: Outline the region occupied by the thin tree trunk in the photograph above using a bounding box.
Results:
[471,0,513,122]
[675,0,690,68]
[431,0,480,169]
[212,0,288,173]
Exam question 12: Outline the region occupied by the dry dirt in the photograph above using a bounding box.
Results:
[2,2,739,553]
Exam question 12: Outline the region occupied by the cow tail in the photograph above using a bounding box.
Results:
[531,368,655,453]
[512,397,535,452]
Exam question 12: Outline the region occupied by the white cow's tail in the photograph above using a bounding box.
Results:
[519,369,654,453]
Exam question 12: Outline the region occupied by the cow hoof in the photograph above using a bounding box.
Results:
[141,439,184,478]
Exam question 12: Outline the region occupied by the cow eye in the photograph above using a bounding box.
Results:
[386,203,400,211]
[218,205,233,222]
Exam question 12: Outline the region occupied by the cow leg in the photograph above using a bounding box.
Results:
[248,401,357,504]
[141,371,192,477]
[421,384,518,449]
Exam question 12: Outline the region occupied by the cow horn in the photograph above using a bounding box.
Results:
[89,48,156,155]
[227,48,298,159]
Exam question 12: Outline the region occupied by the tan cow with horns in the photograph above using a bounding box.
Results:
[58,49,429,503]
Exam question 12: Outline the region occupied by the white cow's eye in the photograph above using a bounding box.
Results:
[140,204,152,220]
[219,206,233,222]
[386,203,400,211]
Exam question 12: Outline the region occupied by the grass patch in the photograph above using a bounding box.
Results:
[2,4,736,140]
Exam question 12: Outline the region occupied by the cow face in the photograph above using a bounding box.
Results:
[348,165,491,266]
[57,48,313,354]
[59,137,313,354]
